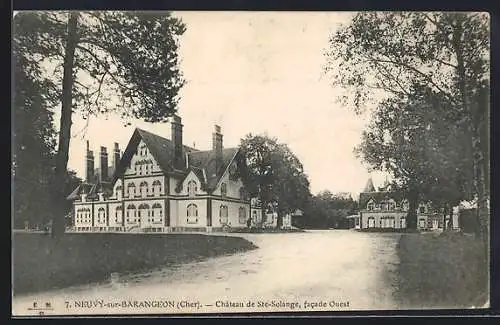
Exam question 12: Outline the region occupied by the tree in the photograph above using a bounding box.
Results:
[13,11,186,237]
[12,24,58,229]
[239,134,311,228]
[301,191,358,229]
[355,87,473,229]
[326,12,489,236]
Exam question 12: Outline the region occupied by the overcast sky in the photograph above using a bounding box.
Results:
[61,11,388,197]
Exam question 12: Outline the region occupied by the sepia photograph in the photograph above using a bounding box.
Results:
[11,11,490,316]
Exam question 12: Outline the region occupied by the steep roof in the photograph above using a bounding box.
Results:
[69,127,242,200]
[188,147,239,191]
[66,181,113,201]
[111,128,198,183]
[363,178,376,192]
[112,127,239,192]
[359,191,405,209]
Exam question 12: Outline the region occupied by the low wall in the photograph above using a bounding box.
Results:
[13,232,257,296]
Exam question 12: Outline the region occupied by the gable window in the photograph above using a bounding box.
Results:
[238,207,247,224]
[187,204,198,224]
[152,180,162,196]
[388,200,396,211]
[401,200,409,211]
[140,181,148,198]
[419,206,426,214]
[367,200,375,211]
[187,180,197,197]
[220,183,227,197]
[219,205,229,225]
[239,187,248,200]
[127,183,136,197]
[115,185,122,199]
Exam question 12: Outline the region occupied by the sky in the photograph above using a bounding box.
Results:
[59,11,388,197]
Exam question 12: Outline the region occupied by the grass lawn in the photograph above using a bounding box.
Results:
[395,232,489,309]
[12,232,257,296]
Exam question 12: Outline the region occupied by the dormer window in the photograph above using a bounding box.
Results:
[367,200,375,211]
[187,180,197,197]
[388,200,396,211]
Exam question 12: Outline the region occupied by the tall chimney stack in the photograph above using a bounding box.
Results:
[113,142,120,171]
[171,115,183,169]
[212,125,223,175]
[85,140,94,183]
[100,146,108,181]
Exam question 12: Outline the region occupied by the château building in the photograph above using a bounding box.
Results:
[66,115,263,233]
[357,178,458,230]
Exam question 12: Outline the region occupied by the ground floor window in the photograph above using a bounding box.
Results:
[367,217,375,228]
[419,218,426,229]
[187,204,198,224]
[238,207,246,224]
[220,205,229,225]
[400,217,406,228]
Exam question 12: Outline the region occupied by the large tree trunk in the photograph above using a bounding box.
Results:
[51,12,79,238]
[443,203,449,231]
[406,184,419,230]
[452,21,489,245]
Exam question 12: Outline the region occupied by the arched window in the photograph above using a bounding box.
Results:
[140,181,148,197]
[115,206,122,223]
[367,200,375,211]
[98,207,105,224]
[152,203,163,224]
[187,204,198,224]
[220,183,227,197]
[139,203,150,223]
[219,205,229,225]
[238,207,247,224]
[187,180,197,197]
[152,180,162,196]
[127,183,135,197]
[127,204,137,223]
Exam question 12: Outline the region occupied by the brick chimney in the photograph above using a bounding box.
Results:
[171,115,183,169]
[212,125,223,175]
[113,142,120,171]
[100,146,108,181]
[85,140,94,183]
